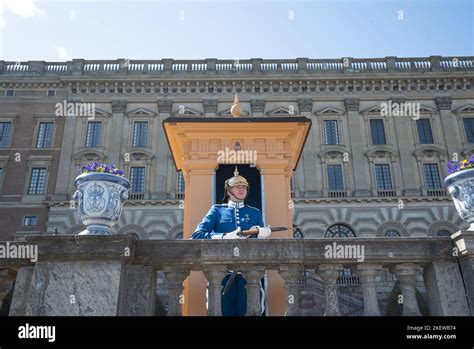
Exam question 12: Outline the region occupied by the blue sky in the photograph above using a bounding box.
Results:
[0,0,472,61]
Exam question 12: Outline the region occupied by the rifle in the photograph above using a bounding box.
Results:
[237,226,288,236]
[222,226,288,295]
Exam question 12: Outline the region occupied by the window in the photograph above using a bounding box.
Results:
[416,119,434,144]
[47,90,56,97]
[23,216,37,226]
[341,268,353,276]
[463,118,474,143]
[130,167,145,193]
[85,122,102,147]
[0,122,12,148]
[423,164,442,189]
[36,122,54,148]
[28,168,47,194]
[323,120,339,145]
[375,164,392,190]
[325,224,356,237]
[437,230,451,237]
[293,227,304,239]
[5,90,14,97]
[370,119,386,145]
[132,121,148,147]
[385,230,401,237]
[327,165,343,190]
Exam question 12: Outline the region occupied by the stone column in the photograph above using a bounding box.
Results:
[53,106,79,200]
[279,264,303,316]
[318,264,343,316]
[155,100,173,198]
[109,100,127,167]
[435,97,458,159]
[202,265,228,316]
[355,264,382,316]
[344,99,370,197]
[391,263,422,316]
[241,267,266,316]
[163,266,189,316]
[298,98,316,196]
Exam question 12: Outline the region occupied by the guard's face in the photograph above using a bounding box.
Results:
[228,185,248,201]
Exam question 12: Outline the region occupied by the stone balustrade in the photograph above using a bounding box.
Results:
[0,232,473,316]
[0,56,473,77]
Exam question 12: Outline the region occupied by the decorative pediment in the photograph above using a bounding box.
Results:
[315,106,344,116]
[318,145,348,159]
[266,106,295,116]
[418,105,437,114]
[366,146,397,159]
[453,104,474,115]
[361,105,383,115]
[126,107,157,118]
[94,108,111,117]
[73,149,107,161]
[123,149,155,161]
[218,107,250,117]
[413,144,447,158]
[171,106,203,116]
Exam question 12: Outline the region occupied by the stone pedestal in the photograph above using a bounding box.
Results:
[423,261,470,316]
[11,261,155,316]
[451,230,474,315]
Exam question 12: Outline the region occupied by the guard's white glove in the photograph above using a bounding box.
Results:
[254,226,272,239]
[224,227,248,239]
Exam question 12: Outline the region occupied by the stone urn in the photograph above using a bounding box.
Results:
[445,168,474,231]
[73,172,130,235]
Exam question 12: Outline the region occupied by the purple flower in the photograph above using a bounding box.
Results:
[446,160,460,175]
[81,162,125,177]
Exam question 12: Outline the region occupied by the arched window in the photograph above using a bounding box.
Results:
[293,227,304,239]
[437,230,451,237]
[385,230,401,237]
[325,224,356,238]
[127,232,140,240]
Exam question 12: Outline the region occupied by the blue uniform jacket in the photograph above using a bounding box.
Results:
[192,201,264,239]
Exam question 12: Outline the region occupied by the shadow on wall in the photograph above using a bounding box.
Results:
[385,281,430,316]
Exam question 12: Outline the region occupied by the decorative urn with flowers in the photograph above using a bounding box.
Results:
[73,162,130,235]
[445,156,474,231]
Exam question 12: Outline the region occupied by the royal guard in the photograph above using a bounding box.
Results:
[192,166,271,316]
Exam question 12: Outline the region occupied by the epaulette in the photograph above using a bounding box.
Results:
[246,205,261,211]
